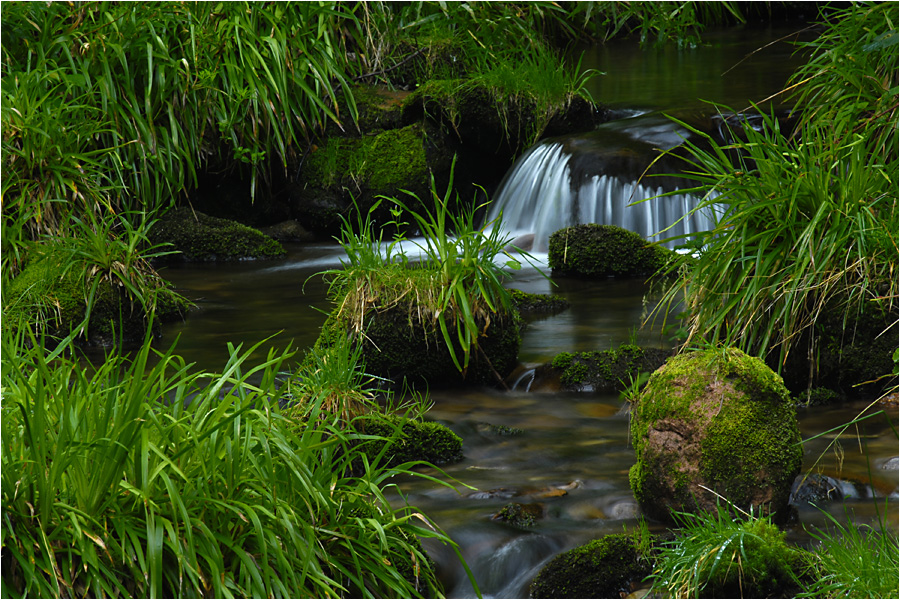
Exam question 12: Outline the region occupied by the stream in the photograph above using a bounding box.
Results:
[157,25,898,599]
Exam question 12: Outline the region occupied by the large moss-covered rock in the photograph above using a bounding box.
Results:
[548,224,671,279]
[629,348,802,523]
[550,344,671,392]
[529,533,651,598]
[150,207,285,262]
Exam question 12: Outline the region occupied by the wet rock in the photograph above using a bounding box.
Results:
[354,414,463,467]
[474,422,525,437]
[467,481,582,501]
[290,123,441,235]
[530,533,651,599]
[790,473,842,506]
[492,502,544,528]
[150,207,285,262]
[881,456,900,470]
[778,305,898,399]
[548,224,673,279]
[467,488,518,501]
[509,289,570,316]
[629,348,803,524]
[311,302,521,388]
[549,344,671,393]
[259,219,315,242]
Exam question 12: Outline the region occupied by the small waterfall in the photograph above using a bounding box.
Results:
[486,115,720,252]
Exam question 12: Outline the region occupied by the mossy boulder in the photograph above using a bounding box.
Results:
[548,224,671,279]
[5,245,189,346]
[355,414,463,467]
[291,122,444,234]
[314,303,521,388]
[150,207,285,262]
[550,344,671,392]
[629,348,803,523]
[529,533,651,598]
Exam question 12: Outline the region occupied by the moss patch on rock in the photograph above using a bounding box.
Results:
[355,413,463,467]
[5,245,190,346]
[529,533,651,598]
[293,123,434,232]
[402,78,603,156]
[629,348,803,523]
[150,207,285,262]
[548,224,672,279]
[492,502,543,529]
[550,344,671,392]
[313,300,521,388]
[508,288,570,315]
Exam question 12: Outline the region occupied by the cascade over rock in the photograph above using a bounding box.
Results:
[486,113,721,252]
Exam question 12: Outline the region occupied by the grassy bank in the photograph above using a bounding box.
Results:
[1,326,473,597]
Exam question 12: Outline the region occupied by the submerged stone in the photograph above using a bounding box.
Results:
[629,348,802,523]
[492,502,543,528]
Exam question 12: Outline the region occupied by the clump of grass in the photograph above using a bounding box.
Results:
[651,2,898,381]
[650,505,804,599]
[798,509,899,599]
[0,326,468,598]
[322,158,529,375]
[3,211,189,343]
[1,2,360,238]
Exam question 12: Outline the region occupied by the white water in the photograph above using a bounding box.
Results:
[486,140,720,252]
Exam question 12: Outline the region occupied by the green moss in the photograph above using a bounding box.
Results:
[355,414,463,467]
[492,502,541,528]
[629,348,802,522]
[150,208,285,262]
[547,224,673,279]
[530,533,651,598]
[550,344,670,392]
[4,245,189,345]
[303,124,429,195]
[508,288,570,315]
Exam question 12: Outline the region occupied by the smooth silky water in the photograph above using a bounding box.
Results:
[158,26,898,599]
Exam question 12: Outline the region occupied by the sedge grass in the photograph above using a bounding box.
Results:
[650,2,898,379]
[650,505,804,599]
[0,326,469,598]
[322,158,528,375]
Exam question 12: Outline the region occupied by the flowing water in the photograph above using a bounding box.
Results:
[158,26,898,599]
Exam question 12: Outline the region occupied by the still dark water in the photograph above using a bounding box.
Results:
[158,26,898,599]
